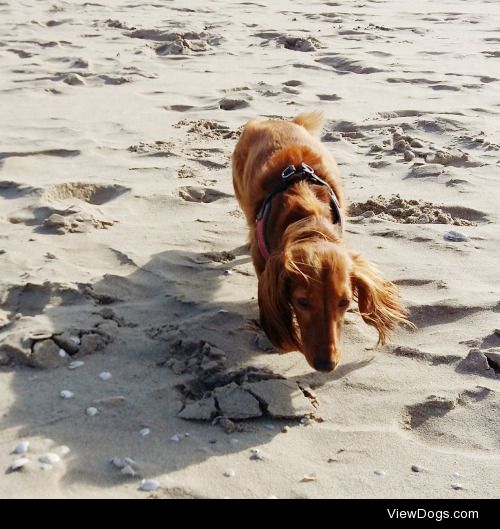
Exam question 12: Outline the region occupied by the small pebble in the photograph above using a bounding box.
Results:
[68,360,85,369]
[60,390,74,399]
[139,479,160,491]
[9,458,29,471]
[228,438,239,446]
[184,433,190,438]
[121,465,136,477]
[263,423,275,430]
[86,406,99,416]
[111,457,124,468]
[443,230,468,242]
[451,482,463,490]
[223,270,232,276]
[98,371,112,381]
[300,417,311,426]
[58,349,67,358]
[217,309,228,314]
[374,469,386,476]
[453,471,461,478]
[411,464,424,473]
[140,428,151,437]
[111,456,136,469]
[250,449,264,461]
[39,453,60,464]
[393,139,409,152]
[223,469,235,478]
[70,336,81,345]
[13,441,29,454]
[404,150,415,162]
[170,434,182,443]
[208,439,217,444]
[301,474,316,482]
[281,426,290,433]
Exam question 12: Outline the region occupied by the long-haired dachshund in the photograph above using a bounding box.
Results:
[232,112,411,372]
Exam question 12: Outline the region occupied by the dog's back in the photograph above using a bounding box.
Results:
[232,112,341,225]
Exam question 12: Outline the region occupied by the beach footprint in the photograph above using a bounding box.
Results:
[401,386,500,452]
[178,186,231,203]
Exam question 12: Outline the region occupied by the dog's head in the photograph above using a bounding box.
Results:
[257,222,410,372]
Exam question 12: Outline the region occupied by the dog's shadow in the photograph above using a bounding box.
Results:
[1,246,372,495]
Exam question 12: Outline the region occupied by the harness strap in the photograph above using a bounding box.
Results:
[255,163,344,260]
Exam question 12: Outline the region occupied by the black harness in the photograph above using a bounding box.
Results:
[255,162,344,259]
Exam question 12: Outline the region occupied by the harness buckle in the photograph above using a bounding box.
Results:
[281,165,296,179]
[300,162,314,174]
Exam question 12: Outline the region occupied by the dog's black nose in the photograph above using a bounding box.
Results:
[313,357,335,372]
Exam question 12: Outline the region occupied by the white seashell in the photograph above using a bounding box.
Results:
[170,434,182,443]
[121,465,136,477]
[98,371,112,381]
[140,428,151,437]
[140,479,160,491]
[223,469,235,478]
[13,441,29,454]
[28,331,53,340]
[39,453,61,464]
[86,406,99,416]
[68,360,84,369]
[9,458,29,471]
[70,336,81,345]
[60,390,74,399]
[451,482,463,490]
[57,445,71,456]
[58,349,67,358]
[374,469,386,476]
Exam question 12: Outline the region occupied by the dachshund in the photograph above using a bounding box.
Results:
[232,111,411,372]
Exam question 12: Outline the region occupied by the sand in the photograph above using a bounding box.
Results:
[0,0,499,498]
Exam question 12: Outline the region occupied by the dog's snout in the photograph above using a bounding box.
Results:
[313,357,336,372]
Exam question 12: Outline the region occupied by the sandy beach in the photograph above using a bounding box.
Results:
[0,0,499,498]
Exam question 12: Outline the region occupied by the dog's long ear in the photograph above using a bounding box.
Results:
[258,252,300,352]
[350,252,413,345]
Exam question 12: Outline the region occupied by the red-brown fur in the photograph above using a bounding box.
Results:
[232,112,412,371]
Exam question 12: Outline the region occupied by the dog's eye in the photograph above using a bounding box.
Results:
[296,297,310,309]
[338,298,350,308]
